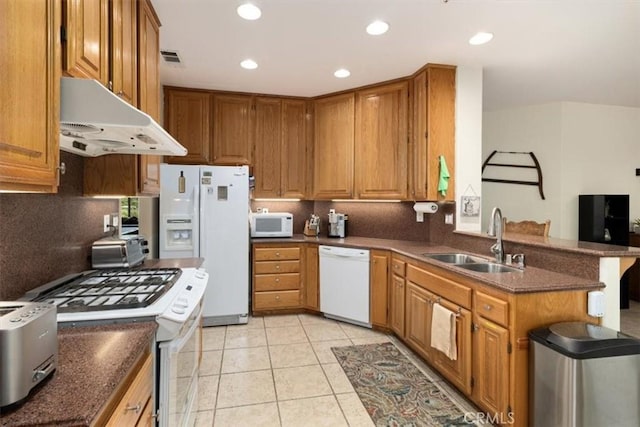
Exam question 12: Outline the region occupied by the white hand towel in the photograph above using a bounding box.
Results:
[431,302,457,360]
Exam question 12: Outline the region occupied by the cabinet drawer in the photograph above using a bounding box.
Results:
[406,264,472,309]
[254,290,301,309]
[391,258,406,277]
[475,291,509,327]
[255,273,300,291]
[254,247,300,261]
[254,260,300,274]
[106,353,153,426]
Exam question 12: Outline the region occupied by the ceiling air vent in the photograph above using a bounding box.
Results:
[160,50,182,64]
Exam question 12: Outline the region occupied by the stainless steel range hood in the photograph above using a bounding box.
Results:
[59,77,187,157]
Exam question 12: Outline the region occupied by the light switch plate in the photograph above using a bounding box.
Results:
[103,214,110,232]
[445,213,454,224]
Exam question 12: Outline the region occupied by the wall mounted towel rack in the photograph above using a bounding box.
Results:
[481,150,545,200]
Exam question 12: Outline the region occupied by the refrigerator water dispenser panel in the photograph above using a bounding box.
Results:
[163,216,194,251]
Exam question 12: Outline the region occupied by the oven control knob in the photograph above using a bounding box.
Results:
[176,298,189,308]
[195,270,206,279]
[171,306,186,314]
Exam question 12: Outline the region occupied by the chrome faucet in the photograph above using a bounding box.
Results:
[488,207,504,263]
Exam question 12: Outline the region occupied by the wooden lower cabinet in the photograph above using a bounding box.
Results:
[103,352,153,426]
[390,274,406,337]
[392,256,592,426]
[473,314,510,418]
[433,298,472,395]
[303,244,319,310]
[252,244,302,312]
[370,250,390,327]
[404,282,435,361]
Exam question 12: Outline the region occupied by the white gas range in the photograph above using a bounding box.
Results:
[22,266,208,427]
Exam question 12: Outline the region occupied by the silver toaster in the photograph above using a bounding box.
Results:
[91,235,149,268]
[0,301,58,407]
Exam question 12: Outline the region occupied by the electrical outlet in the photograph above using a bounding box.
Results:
[445,213,454,224]
[103,214,110,232]
[110,213,119,228]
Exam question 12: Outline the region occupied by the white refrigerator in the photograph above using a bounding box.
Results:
[159,164,249,326]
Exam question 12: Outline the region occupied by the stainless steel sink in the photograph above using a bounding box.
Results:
[422,253,486,264]
[456,263,521,273]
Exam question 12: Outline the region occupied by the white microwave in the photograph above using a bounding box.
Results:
[250,212,294,237]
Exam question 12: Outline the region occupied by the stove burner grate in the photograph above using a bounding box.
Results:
[32,267,182,312]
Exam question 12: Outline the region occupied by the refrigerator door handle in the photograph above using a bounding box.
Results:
[194,184,201,258]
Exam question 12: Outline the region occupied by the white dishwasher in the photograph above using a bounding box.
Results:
[319,245,371,327]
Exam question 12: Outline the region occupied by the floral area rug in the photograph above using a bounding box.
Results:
[332,342,475,427]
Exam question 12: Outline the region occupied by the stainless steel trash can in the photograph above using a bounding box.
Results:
[529,322,640,427]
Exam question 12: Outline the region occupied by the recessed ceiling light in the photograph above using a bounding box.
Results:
[469,32,494,45]
[237,3,261,20]
[334,69,351,78]
[366,20,389,36]
[240,59,258,70]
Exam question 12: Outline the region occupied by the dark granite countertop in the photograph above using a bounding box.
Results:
[1,322,157,427]
[455,231,640,257]
[252,235,605,294]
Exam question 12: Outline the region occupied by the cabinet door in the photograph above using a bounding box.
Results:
[164,89,213,164]
[432,299,472,395]
[355,81,408,199]
[370,250,389,327]
[111,0,137,106]
[213,94,253,165]
[390,274,406,336]
[412,65,456,201]
[473,315,510,417]
[0,0,61,193]
[137,0,161,195]
[280,99,308,198]
[303,245,319,310]
[63,0,109,85]
[253,97,282,197]
[405,282,435,361]
[312,93,355,199]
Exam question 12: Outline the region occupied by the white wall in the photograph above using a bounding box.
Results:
[482,102,640,238]
[455,66,484,233]
[482,103,563,234]
[560,103,640,239]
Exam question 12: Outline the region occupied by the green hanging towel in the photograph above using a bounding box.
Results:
[438,155,450,196]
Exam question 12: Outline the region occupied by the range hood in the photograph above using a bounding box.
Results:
[59,77,187,157]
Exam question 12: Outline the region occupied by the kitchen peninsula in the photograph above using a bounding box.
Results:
[249,232,640,426]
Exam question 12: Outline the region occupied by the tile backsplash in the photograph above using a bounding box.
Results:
[0,152,118,300]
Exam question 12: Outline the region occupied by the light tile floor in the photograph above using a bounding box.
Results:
[194,314,482,427]
[621,300,640,338]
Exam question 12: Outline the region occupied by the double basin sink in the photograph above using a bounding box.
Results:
[423,253,522,273]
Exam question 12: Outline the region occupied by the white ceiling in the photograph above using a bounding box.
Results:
[151,0,640,111]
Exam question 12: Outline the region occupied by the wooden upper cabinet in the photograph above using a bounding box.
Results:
[254,98,308,198]
[0,0,61,193]
[253,97,282,198]
[83,0,161,196]
[412,65,456,201]
[312,93,355,199]
[280,99,308,198]
[213,94,253,165]
[111,0,137,106]
[63,0,109,85]
[137,0,161,195]
[355,81,409,199]
[164,89,213,165]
